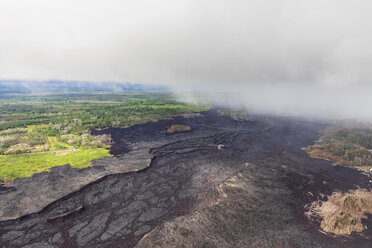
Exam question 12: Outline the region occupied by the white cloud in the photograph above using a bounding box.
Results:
[1,0,372,119]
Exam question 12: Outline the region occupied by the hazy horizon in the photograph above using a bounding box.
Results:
[1,0,372,120]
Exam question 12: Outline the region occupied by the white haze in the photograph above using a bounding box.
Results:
[0,0,372,120]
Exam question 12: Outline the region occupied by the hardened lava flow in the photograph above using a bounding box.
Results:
[0,110,371,248]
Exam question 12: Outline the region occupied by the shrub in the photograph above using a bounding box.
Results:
[5,143,33,154]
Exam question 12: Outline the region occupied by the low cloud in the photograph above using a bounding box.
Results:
[173,84,372,121]
[0,0,372,120]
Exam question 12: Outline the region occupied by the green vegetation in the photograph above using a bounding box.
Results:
[0,148,111,182]
[307,125,372,171]
[0,92,209,181]
[0,92,208,132]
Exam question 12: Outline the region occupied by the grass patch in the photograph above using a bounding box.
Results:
[0,148,111,182]
[26,124,50,132]
[47,136,74,151]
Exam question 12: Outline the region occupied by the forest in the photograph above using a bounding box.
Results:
[307,125,372,172]
[0,92,209,181]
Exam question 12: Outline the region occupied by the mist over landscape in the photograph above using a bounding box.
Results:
[1,0,372,120]
[1,1,372,248]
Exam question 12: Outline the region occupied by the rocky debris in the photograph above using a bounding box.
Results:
[137,157,372,248]
[72,212,110,246]
[136,163,305,248]
[0,110,371,247]
[47,206,84,221]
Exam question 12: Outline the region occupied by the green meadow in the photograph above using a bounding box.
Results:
[0,148,111,182]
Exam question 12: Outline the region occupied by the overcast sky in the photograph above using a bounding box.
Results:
[1,0,372,119]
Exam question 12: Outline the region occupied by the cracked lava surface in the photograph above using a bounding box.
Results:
[0,110,371,248]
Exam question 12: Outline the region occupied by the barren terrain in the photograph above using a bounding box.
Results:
[0,110,371,247]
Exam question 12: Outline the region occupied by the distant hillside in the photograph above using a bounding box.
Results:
[0,80,168,94]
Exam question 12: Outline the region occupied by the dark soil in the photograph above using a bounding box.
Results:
[0,110,371,248]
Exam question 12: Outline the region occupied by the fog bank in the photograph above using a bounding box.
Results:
[172,84,372,121]
[1,0,372,120]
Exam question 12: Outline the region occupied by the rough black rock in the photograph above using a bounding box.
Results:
[0,110,371,247]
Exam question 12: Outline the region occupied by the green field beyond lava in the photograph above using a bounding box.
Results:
[0,92,209,182]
